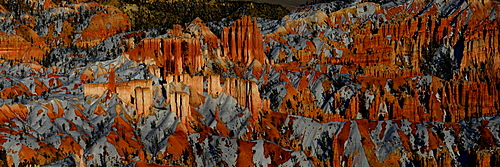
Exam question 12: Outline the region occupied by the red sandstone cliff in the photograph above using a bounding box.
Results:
[72,3,130,49]
[0,31,46,62]
[221,16,266,67]
[0,2,130,63]
[0,0,498,166]
[126,37,203,76]
[262,0,500,123]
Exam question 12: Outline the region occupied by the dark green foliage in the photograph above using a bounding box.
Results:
[420,41,459,80]
[303,0,403,5]
[0,149,6,167]
[98,0,290,30]
[1,0,289,31]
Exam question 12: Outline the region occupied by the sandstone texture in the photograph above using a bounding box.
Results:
[0,0,498,166]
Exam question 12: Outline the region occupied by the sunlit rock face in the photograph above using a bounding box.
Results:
[0,1,129,63]
[0,0,499,166]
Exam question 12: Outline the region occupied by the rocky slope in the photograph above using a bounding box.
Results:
[0,0,498,166]
[76,0,291,30]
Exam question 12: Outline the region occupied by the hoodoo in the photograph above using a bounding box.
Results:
[0,0,499,166]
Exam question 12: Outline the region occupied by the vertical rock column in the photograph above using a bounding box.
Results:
[207,75,223,96]
[182,39,203,74]
[168,91,191,123]
[134,88,144,117]
[221,77,262,114]
[107,68,116,93]
[221,16,266,66]
[127,36,203,79]
[164,76,194,123]
[173,39,183,76]
[162,38,203,78]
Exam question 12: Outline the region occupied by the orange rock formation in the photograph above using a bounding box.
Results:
[221,16,266,66]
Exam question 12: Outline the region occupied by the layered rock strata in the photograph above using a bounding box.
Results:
[0,0,498,166]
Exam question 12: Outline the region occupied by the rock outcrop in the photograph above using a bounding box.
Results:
[0,31,46,62]
[72,3,130,49]
[126,36,203,76]
[0,0,498,166]
[262,0,500,123]
[0,1,130,63]
[221,16,266,66]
